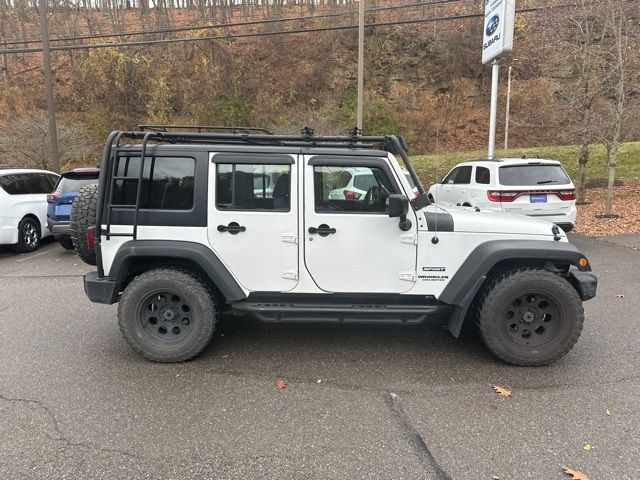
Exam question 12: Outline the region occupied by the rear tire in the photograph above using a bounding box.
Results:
[59,238,74,250]
[70,184,98,265]
[13,217,40,253]
[118,269,217,362]
[476,268,583,366]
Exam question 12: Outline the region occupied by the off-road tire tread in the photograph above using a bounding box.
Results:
[118,268,217,363]
[70,184,98,265]
[476,267,584,366]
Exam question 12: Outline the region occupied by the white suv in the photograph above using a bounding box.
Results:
[428,158,577,231]
[0,168,60,252]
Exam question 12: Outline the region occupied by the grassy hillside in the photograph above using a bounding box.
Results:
[410,142,640,186]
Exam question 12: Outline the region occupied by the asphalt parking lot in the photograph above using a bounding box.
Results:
[0,235,639,479]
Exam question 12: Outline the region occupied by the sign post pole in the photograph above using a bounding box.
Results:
[482,0,515,159]
[504,64,512,150]
[488,60,499,159]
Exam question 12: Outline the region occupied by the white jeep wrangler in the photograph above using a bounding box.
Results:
[76,126,597,365]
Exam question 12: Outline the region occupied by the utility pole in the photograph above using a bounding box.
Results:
[487,59,499,159]
[356,0,364,132]
[39,0,60,172]
[504,65,512,150]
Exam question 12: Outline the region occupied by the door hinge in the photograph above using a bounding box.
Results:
[282,270,298,280]
[400,234,418,245]
[399,271,416,282]
[281,232,298,244]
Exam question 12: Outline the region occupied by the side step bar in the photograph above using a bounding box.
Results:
[231,301,452,325]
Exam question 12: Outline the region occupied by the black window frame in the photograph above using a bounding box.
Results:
[308,156,401,215]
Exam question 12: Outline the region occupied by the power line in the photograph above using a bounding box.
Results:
[37,0,464,44]
[0,4,578,56]
[0,0,465,47]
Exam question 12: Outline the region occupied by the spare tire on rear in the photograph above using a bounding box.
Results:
[71,184,98,266]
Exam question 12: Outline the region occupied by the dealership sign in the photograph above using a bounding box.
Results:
[482,0,516,64]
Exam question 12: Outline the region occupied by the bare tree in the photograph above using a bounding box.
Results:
[555,1,607,204]
[0,113,98,169]
[600,0,639,216]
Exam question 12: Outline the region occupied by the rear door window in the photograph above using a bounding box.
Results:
[26,173,56,194]
[475,166,491,184]
[216,164,290,211]
[499,164,571,186]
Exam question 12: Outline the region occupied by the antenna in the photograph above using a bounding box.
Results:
[432,182,440,245]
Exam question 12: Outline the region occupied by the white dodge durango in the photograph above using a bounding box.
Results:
[428,158,577,231]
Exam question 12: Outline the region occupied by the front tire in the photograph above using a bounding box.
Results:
[477,268,584,366]
[118,269,217,362]
[13,217,40,253]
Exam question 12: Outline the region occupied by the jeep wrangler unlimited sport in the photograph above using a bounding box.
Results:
[75,126,597,365]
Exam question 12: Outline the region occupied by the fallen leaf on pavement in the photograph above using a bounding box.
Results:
[492,385,512,397]
[275,379,287,389]
[583,442,591,452]
[606,408,611,416]
[563,466,590,480]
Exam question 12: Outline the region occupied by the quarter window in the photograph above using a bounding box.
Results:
[216,164,290,211]
[475,167,491,184]
[113,156,195,210]
[314,165,397,213]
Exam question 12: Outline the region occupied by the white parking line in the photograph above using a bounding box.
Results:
[14,246,60,263]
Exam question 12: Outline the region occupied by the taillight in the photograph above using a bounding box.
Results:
[86,227,96,249]
[47,192,60,202]
[343,190,362,200]
[487,191,519,202]
[557,190,575,201]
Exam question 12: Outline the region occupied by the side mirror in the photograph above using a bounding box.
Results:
[388,194,412,232]
[388,194,409,218]
[435,175,444,184]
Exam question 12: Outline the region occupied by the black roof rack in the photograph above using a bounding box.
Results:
[138,124,274,135]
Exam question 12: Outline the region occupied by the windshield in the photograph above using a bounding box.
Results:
[499,164,571,186]
[56,175,99,193]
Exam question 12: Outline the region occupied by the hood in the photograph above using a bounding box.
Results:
[420,205,566,239]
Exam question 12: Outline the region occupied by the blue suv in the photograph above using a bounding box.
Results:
[47,168,100,249]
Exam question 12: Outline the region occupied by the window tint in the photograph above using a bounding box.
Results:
[216,164,290,211]
[499,164,571,186]
[442,167,459,185]
[444,166,472,185]
[26,173,56,194]
[475,166,491,184]
[0,173,30,195]
[47,174,59,190]
[353,174,377,191]
[333,171,352,189]
[113,156,195,210]
[314,165,397,213]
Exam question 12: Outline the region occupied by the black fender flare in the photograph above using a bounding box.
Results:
[107,240,246,302]
[440,239,593,337]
